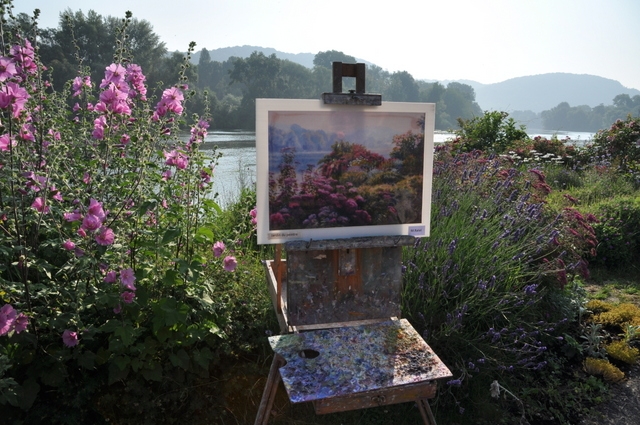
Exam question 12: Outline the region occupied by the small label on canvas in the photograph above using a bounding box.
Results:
[408,225,426,236]
[268,231,301,240]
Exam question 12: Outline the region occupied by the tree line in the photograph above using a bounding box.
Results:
[540,94,640,132]
[14,9,482,130]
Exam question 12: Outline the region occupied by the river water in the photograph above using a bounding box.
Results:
[200,129,595,206]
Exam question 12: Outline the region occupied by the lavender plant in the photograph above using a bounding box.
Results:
[402,144,595,422]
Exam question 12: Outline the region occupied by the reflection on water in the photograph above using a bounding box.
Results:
[197,131,257,207]
[202,129,594,207]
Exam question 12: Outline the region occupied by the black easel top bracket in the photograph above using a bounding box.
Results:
[321,62,382,106]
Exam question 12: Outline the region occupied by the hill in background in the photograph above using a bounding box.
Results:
[191,45,316,68]
[468,73,640,113]
[192,46,640,114]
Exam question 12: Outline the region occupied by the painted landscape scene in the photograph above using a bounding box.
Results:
[267,110,427,231]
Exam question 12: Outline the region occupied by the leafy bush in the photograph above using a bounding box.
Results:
[589,115,640,174]
[0,7,262,423]
[586,196,640,269]
[454,110,529,153]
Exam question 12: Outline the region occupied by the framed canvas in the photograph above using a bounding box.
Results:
[256,99,434,244]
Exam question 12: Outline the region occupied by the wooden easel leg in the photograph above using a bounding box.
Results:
[416,398,437,425]
[254,355,285,425]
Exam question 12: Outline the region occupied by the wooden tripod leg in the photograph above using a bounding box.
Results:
[254,354,285,425]
[416,398,437,425]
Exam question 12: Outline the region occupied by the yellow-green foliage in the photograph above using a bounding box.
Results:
[585,300,613,314]
[592,303,640,328]
[584,357,625,382]
[605,340,640,364]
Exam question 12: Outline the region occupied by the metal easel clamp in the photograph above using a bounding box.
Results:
[321,61,381,106]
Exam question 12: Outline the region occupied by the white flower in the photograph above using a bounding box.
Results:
[490,380,501,398]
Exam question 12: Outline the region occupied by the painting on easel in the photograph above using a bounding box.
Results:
[256,99,435,244]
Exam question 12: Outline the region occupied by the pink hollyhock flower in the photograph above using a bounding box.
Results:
[162,170,172,181]
[64,211,82,222]
[155,87,184,117]
[120,268,136,291]
[250,208,257,225]
[31,197,49,214]
[81,214,102,231]
[77,227,87,238]
[163,149,189,170]
[13,313,28,333]
[18,123,35,142]
[104,270,117,283]
[0,134,14,151]
[99,84,131,115]
[223,255,237,272]
[212,241,225,258]
[189,119,210,144]
[200,169,211,184]
[92,116,107,139]
[125,64,147,100]
[2,82,29,118]
[0,90,11,109]
[83,173,91,184]
[120,134,130,145]
[120,291,135,304]
[47,129,61,141]
[95,227,115,246]
[0,304,17,335]
[113,304,122,314]
[62,239,76,251]
[101,63,127,88]
[0,56,17,81]
[87,198,106,221]
[62,329,79,347]
[10,40,37,75]
[72,76,84,97]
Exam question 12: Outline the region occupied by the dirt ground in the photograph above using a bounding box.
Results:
[579,363,640,425]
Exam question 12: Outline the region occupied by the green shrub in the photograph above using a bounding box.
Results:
[454,111,529,153]
[586,196,640,269]
[590,115,640,174]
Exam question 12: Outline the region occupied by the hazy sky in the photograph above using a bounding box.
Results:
[13,0,640,90]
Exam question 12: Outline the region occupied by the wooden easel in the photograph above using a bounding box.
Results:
[255,237,449,425]
[254,64,451,425]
